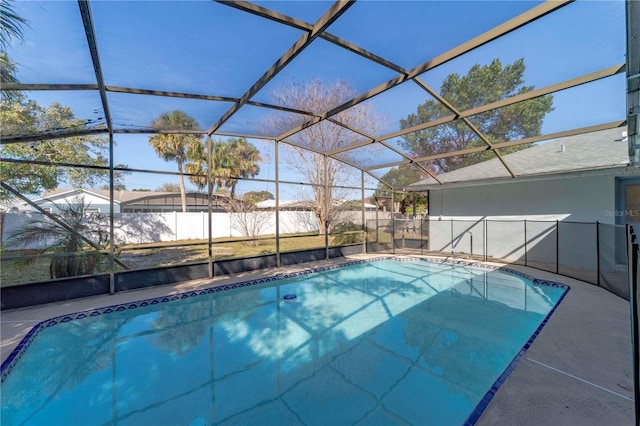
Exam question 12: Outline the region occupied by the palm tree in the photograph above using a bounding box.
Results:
[149,110,202,212]
[186,137,261,199]
[185,140,233,194]
[1,0,28,102]
[211,141,235,191]
[4,197,110,279]
[1,0,27,50]
[227,137,261,199]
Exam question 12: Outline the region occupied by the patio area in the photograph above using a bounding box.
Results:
[1,255,634,425]
[1,0,639,423]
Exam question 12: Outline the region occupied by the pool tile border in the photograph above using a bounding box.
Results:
[1,255,571,425]
[462,275,570,426]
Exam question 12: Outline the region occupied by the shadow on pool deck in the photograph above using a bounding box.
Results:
[0,255,634,425]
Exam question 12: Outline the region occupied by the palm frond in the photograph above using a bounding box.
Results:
[0,0,28,49]
[4,220,62,250]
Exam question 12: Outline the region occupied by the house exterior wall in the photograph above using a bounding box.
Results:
[31,193,119,214]
[426,173,619,262]
[428,173,617,224]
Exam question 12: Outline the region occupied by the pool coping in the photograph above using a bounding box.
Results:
[0,255,571,425]
[460,266,570,425]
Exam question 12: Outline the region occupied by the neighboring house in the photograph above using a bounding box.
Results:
[255,199,314,211]
[17,189,229,213]
[409,127,638,226]
[255,199,377,212]
[340,200,378,212]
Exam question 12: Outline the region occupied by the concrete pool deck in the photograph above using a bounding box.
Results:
[1,255,635,425]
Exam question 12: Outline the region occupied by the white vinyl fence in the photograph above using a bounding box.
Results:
[2,210,379,247]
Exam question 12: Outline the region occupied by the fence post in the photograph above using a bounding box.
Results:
[361,170,366,255]
[485,220,488,261]
[626,225,640,426]
[207,136,214,278]
[524,219,528,267]
[450,218,454,256]
[420,217,424,255]
[375,207,379,246]
[391,191,395,255]
[596,221,600,286]
[275,140,280,267]
[556,219,560,274]
[109,133,115,295]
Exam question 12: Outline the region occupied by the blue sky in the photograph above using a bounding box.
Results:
[7,0,627,197]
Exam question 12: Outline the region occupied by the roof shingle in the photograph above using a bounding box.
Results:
[409,127,629,189]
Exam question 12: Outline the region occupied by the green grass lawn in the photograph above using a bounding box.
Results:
[1,232,376,287]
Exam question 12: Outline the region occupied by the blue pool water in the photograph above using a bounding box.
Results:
[1,259,567,425]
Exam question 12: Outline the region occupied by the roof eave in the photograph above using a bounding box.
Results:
[30,188,121,205]
[408,164,635,191]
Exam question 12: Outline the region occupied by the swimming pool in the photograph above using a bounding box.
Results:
[1,258,568,425]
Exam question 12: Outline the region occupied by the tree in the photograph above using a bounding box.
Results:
[148,110,202,212]
[332,221,365,245]
[227,138,261,198]
[243,191,274,205]
[186,137,261,199]
[399,58,553,174]
[1,0,28,102]
[0,0,27,50]
[1,10,128,202]
[220,195,272,246]
[155,182,181,192]
[1,3,126,202]
[4,197,111,279]
[377,165,423,193]
[100,182,126,191]
[0,97,127,201]
[264,79,386,235]
[1,53,18,101]
[374,165,427,214]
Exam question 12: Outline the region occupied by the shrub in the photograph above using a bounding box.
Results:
[4,197,110,279]
[332,222,365,245]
